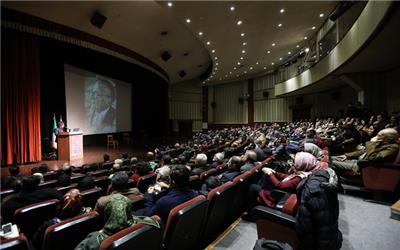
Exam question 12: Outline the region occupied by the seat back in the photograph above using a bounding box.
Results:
[199,168,217,182]
[56,183,78,194]
[230,171,252,220]
[38,180,58,188]
[0,235,29,250]
[70,174,86,183]
[189,175,201,190]
[0,189,15,199]
[136,173,156,193]
[43,211,103,250]
[99,216,162,250]
[81,187,103,208]
[88,169,110,177]
[362,166,400,192]
[282,194,299,216]
[43,171,61,181]
[94,176,111,194]
[163,195,208,250]
[202,182,237,246]
[14,199,59,239]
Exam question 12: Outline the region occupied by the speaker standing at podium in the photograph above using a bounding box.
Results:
[52,121,65,150]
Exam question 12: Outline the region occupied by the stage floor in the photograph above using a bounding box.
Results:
[1,145,148,176]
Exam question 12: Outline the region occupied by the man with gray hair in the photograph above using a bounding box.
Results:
[332,128,399,175]
[191,153,209,176]
[240,150,258,172]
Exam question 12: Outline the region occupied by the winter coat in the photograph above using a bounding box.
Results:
[296,168,342,250]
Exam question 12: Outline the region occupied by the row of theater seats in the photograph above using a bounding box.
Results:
[0,159,269,250]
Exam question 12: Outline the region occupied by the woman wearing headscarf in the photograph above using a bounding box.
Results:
[258,152,323,207]
[75,194,159,250]
[32,189,92,249]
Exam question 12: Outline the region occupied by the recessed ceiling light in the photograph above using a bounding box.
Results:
[230,6,235,11]
[206,41,211,45]
[312,26,316,30]
[214,57,218,60]
[240,57,244,60]
[229,72,232,74]
[198,31,203,36]
[242,42,247,46]
[167,2,173,7]
[242,50,246,54]
[280,9,285,13]
[272,43,276,46]
[271,62,275,65]
[267,50,271,54]
[234,67,237,69]
[279,57,282,60]
[256,62,259,65]
[319,13,324,18]
[244,71,247,74]
[304,36,308,40]
[278,23,282,27]
[305,48,310,53]
[288,51,291,55]
[186,19,191,23]
[296,45,300,48]
[250,67,253,70]
[237,20,242,25]
[215,62,219,65]
[241,33,245,37]
[264,66,267,69]
[212,49,216,53]
[237,62,241,65]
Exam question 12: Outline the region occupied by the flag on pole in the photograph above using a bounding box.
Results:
[51,113,57,149]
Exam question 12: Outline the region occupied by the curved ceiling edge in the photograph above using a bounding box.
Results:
[1,8,170,83]
[274,1,392,96]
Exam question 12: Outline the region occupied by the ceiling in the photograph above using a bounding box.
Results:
[3,1,337,84]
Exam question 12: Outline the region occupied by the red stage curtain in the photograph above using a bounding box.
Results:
[1,30,41,165]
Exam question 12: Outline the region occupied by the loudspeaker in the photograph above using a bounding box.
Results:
[262,91,269,98]
[238,97,244,104]
[161,51,171,62]
[179,70,186,78]
[90,11,107,29]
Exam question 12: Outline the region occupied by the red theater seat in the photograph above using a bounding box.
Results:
[199,168,217,182]
[99,215,162,250]
[202,181,237,247]
[94,176,111,194]
[136,173,156,193]
[163,195,208,250]
[0,235,29,250]
[230,171,253,220]
[14,199,59,239]
[56,183,78,194]
[189,175,201,190]
[43,211,103,250]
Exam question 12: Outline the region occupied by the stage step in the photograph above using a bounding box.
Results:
[391,199,400,221]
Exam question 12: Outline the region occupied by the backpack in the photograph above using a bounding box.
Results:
[253,238,293,250]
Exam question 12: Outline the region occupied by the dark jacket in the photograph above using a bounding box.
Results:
[144,187,197,222]
[296,169,342,250]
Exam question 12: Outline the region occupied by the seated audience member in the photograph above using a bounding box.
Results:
[160,154,172,168]
[75,194,159,250]
[303,142,324,160]
[33,172,45,184]
[146,152,158,170]
[240,150,257,172]
[202,156,242,191]
[130,161,153,186]
[147,166,171,197]
[77,175,96,191]
[130,156,138,166]
[1,165,21,190]
[38,164,50,174]
[258,152,323,207]
[191,153,209,176]
[32,188,92,249]
[210,152,225,168]
[331,128,399,175]
[58,164,73,187]
[304,128,317,144]
[1,175,63,222]
[144,165,197,222]
[95,172,140,216]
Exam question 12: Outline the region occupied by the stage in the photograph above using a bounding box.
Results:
[1,145,148,176]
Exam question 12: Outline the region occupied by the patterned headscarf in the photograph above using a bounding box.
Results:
[294,152,319,172]
[101,194,133,237]
[59,188,83,219]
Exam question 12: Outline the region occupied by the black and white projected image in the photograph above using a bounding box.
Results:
[85,77,116,133]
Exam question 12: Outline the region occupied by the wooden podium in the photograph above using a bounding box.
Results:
[58,131,83,161]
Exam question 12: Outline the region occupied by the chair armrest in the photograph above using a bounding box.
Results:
[251,205,296,229]
[358,160,400,170]
[271,190,290,210]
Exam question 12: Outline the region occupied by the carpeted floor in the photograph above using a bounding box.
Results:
[214,194,400,250]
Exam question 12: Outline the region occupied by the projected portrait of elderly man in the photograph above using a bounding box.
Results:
[85,78,116,133]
